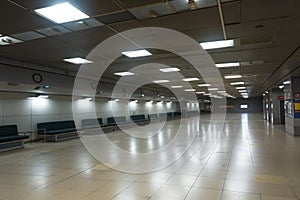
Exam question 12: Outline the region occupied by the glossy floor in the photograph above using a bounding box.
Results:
[1,113,300,200]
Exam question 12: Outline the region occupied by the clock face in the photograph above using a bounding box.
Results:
[32,73,43,83]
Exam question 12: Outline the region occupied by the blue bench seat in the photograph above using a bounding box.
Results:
[0,125,29,152]
[37,120,78,141]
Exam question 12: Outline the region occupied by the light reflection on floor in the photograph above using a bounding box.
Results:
[0,113,300,199]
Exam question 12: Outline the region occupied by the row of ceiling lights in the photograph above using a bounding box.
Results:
[262,80,291,96]
[2,2,247,100]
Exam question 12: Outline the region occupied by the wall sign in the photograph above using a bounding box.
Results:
[278,96,284,100]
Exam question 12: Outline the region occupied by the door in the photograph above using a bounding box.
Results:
[279,100,285,124]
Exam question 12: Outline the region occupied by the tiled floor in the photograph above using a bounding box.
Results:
[1,113,300,200]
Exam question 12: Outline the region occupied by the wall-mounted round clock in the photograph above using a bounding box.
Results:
[32,73,43,83]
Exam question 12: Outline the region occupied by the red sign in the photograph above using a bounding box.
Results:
[278,96,284,100]
[294,93,300,99]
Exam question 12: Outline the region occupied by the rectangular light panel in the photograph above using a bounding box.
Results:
[224,75,242,79]
[63,57,93,64]
[0,36,22,45]
[230,82,245,85]
[200,39,234,50]
[198,84,211,87]
[122,49,152,58]
[183,78,199,82]
[159,67,180,72]
[216,62,240,68]
[114,72,135,76]
[185,89,196,92]
[153,80,170,83]
[35,2,89,24]
[171,86,183,88]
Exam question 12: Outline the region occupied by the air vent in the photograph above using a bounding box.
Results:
[12,31,45,41]
[128,3,172,19]
[96,11,135,24]
[241,60,264,66]
[240,36,273,46]
[36,26,71,36]
[8,82,19,86]
[63,18,104,31]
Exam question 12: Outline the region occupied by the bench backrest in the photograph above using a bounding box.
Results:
[159,113,167,118]
[37,120,75,131]
[167,112,173,117]
[174,112,181,116]
[82,118,103,127]
[107,116,127,125]
[130,115,146,121]
[148,114,158,119]
[0,125,18,137]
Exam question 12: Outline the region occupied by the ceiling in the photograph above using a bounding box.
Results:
[0,0,300,99]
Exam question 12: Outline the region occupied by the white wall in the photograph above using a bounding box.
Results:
[0,92,179,139]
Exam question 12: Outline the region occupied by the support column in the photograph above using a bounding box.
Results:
[284,77,300,136]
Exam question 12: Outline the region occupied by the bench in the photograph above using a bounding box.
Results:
[107,116,133,130]
[187,110,199,117]
[159,113,167,118]
[82,118,103,128]
[107,116,127,125]
[37,120,78,142]
[82,118,114,133]
[173,112,182,117]
[167,112,174,119]
[0,125,29,152]
[130,114,150,125]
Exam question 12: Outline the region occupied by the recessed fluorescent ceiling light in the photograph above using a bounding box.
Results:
[122,49,152,58]
[35,2,89,24]
[217,91,226,93]
[230,82,244,85]
[279,85,284,89]
[159,67,180,72]
[182,78,199,82]
[204,93,212,96]
[0,36,22,45]
[200,39,234,50]
[63,57,92,64]
[153,80,170,83]
[171,86,183,88]
[216,62,240,68]
[208,88,218,91]
[196,92,205,94]
[114,72,135,76]
[238,90,247,93]
[198,84,211,87]
[224,75,242,79]
[185,89,196,92]
[241,93,248,96]
[236,87,246,90]
[283,80,291,85]
[38,95,49,99]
